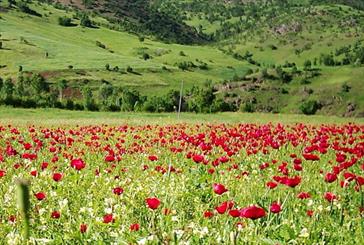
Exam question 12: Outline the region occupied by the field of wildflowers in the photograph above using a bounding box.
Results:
[0,123,363,244]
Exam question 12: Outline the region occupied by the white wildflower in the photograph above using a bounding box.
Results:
[299,228,309,238]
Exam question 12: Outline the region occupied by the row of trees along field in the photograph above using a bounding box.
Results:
[0,74,235,113]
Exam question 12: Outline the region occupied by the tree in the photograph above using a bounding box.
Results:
[82,86,97,111]
[80,14,92,28]
[0,77,3,93]
[58,16,73,27]
[56,79,68,102]
[299,100,320,115]
[0,41,2,49]
[2,78,14,101]
[31,74,49,94]
[120,89,141,111]
[186,85,215,113]
[98,83,114,105]
[304,60,312,71]
[15,75,26,97]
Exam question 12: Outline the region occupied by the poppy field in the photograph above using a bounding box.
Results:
[1,122,364,244]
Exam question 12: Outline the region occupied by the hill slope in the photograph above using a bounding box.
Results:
[0,0,364,116]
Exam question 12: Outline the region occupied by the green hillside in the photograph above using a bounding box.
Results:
[0,0,364,116]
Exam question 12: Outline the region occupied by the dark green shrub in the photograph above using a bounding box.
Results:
[299,100,320,115]
[58,16,73,26]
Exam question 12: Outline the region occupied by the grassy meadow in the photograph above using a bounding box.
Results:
[0,107,363,126]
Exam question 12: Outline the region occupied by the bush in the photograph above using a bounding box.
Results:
[58,16,73,27]
[211,98,235,112]
[240,102,255,113]
[299,100,320,115]
[96,41,106,49]
[80,14,92,27]
[126,66,133,73]
[341,83,351,93]
[142,53,150,60]
[17,2,42,17]
[65,100,74,110]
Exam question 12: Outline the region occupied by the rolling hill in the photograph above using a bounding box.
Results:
[0,0,364,116]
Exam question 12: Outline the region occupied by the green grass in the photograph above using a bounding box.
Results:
[0,107,362,126]
[0,1,364,116]
[0,2,251,94]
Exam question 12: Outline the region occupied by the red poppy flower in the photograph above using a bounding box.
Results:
[229,209,241,218]
[105,155,115,162]
[0,170,6,178]
[215,202,229,214]
[303,153,320,161]
[41,162,49,170]
[270,202,282,214]
[213,183,228,195]
[240,205,266,220]
[266,181,277,189]
[35,192,46,201]
[324,173,337,183]
[204,210,214,218]
[51,211,60,219]
[103,214,114,223]
[130,223,140,231]
[294,164,302,171]
[70,159,86,171]
[284,176,301,187]
[148,155,158,161]
[324,192,337,202]
[146,197,161,210]
[53,173,63,182]
[80,223,87,233]
[30,170,38,177]
[307,210,314,217]
[113,187,124,195]
[192,154,204,163]
[297,192,311,199]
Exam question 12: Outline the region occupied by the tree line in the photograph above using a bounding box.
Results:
[0,74,234,113]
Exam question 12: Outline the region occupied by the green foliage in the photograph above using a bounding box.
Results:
[126,66,133,73]
[120,89,142,112]
[304,60,312,71]
[341,83,351,92]
[80,14,92,28]
[240,102,255,113]
[82,86,98,111]
[58,16,73,27]
[300,100,320,115]
[16,2,42,17]
[186,85,215,113]
[96,41,106,49]
[30,73,49,94]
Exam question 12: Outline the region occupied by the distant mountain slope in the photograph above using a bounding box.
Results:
[53,0,209,44]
